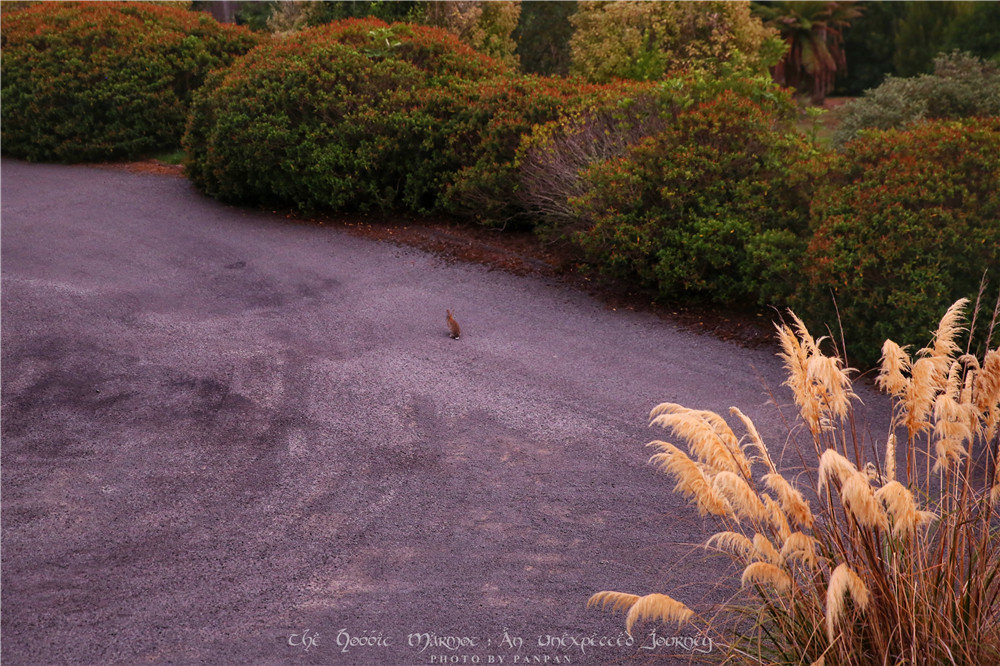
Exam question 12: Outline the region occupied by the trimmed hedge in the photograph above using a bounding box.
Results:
[1,1,257,162]
[184,18,598,223]
[797,118,1000,363]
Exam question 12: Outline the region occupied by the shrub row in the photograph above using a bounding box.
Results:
[183,17,616,223]
[1,2,257,162]
[4,8,996,365]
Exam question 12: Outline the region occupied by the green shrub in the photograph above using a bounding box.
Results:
[184,18,499,211]
[419,74,601,224]
[518,73,786,232]
[423,0,522,68]
[569,0,782,83]
[834,51,1000,147]
[519,74,823,306]
[185,17,591,223]
[1,1,257,162]
[797,118,1000,365]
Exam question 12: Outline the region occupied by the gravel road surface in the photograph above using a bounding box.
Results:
[1,160,889,665]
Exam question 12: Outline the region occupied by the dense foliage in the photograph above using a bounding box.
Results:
[892,0,969,77]
[423,1,521,67]
[1,1,256,162]
[520,73,822,306]
[834,52,1000,146]
[575,98,820,305]
[797,118,1000,365]
[942,1,1000,65]
[230,0,520,66]
[569,0,781,82]
[514,0,576,76]
[418,74,602,224]
[184,17,589,222]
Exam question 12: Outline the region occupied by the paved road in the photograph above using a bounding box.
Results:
[1,160,888,664]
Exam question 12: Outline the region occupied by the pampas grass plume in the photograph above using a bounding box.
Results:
[648,441,732,517]
[904,357,938,437]
[753,533,782,566]
[706,531,755,560]
[742,561,792,593]
[712,471,767,523]
[588,590,641,613]
[764,472,815,528]
[884,434,897,483]
[875,481,924,537]
[840,472,889,531]
[818,449,857,494]
[764,495,793,541]
[877,340,911,398]
[826,563,870,643]
[780,532,819,570]
[974,349,1000,439]
[928,298,968,360]
[807,354,855,420]
[730,407,776,473]
[614,593,694,635]
[650,409,751,477]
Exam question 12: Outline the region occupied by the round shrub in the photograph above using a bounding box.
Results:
[185,17,590,222]
[281,16,505,80]
[834,52,1000,147]
[184,18,500,213]
[517,73,784,236]
[573,90,822,305]
[184,38,423,211]
[520,75,824,306]
[1,1,257,162]
[797,118,1000,365]
[425,74,606,224]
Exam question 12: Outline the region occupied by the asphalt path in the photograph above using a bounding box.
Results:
[1,160,890,665]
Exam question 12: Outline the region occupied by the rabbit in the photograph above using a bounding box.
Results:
[446,309,461,339]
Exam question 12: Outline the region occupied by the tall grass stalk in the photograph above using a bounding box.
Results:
[591,299,1000,664]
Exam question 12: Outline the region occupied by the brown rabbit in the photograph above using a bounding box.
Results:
[446,309,461,339]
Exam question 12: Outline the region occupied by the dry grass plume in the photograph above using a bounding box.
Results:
[591,299,1000,664]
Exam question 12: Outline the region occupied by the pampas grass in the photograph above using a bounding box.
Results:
[648,440,733,517]
[588,592,694,636]
[825,564,870,644]
[741,561,792,593]
[706,531,756,561]
[591,300,1000,664]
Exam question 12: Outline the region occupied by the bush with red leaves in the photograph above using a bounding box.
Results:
[1,1,257,162]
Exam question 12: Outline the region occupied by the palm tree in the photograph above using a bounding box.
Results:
[754,1,863,104]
